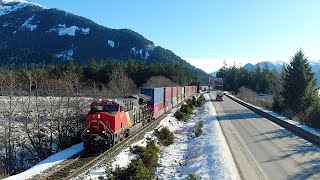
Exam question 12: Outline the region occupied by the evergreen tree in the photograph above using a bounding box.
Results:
[281,50,318,116]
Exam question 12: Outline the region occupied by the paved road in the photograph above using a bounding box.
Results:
[210,92,320,180]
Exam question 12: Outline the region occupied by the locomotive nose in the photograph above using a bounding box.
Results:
[86,112,115,133]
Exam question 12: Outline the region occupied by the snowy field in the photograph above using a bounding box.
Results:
[5,93,240,179]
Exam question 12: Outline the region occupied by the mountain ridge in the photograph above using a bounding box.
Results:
[0,0,209,80]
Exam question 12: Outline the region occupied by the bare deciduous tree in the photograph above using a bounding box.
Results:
[107,69,138,98]
[143,76,177,88]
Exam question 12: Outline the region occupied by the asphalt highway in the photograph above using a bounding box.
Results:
[210,92,320,180]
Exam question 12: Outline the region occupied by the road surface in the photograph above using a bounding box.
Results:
[210,92,320,180]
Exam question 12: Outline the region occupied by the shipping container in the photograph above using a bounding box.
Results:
[141,87,165,118]
[185,86,191,98]
[181,86,185,101]
[147,103,164,119]
[141,87,164,105]
[177,87,182,104]
[172,87,178,107]
[164,87,173,112]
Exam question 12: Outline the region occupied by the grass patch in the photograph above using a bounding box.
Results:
[154,127,174,146]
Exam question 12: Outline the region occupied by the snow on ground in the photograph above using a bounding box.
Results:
[0,0,45,16]
[263,110,320,137]
[4,143,84,180]
[228,93,320,137]
[79,95,239,179]
[107,40,115,48]
[47,24,90,36]
[56,49,74,60]
[20,15,37,31]
[80,27,90,34]
[156,94,239,180]
[0,0,29,16]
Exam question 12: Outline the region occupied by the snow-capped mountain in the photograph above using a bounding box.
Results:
[0,0,208,78]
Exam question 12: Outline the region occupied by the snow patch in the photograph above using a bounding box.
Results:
[20,15,37,31]
[47,24,90,36]
[130,47,151,59]
[130,47,137,55]
[107,40,115,48]
[48,24,78,36]
[5,143,84,180]
[0,1,28,16]
[55,49,74,60]
[2,23,9,27]
[144,49,151,59]
[80,27,90,34]
[0,0,46,16]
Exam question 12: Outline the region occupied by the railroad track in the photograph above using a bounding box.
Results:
[38,106,178,180]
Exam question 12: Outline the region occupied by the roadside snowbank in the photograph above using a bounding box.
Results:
[5,143,84,180]
[156,94,239,179]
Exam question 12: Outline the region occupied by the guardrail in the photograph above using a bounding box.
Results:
[225,94,320,146]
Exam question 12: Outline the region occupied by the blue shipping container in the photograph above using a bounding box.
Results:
[141,87,164,105]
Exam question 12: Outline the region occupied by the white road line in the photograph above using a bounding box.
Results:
[217,102,268,180]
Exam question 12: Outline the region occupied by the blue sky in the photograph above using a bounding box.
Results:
[31,0,320,73]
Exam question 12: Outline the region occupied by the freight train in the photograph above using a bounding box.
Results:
[81,86,197,151]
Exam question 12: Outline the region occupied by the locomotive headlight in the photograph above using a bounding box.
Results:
[102,131,105,134]
[87,130,90,132]
[98,114,101,119]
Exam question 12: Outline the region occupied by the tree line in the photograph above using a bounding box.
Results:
[216,50,320,128]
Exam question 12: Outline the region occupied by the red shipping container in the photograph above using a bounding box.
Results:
[172,87,177,97]
[148,102,164,119]
[172,87,178,107]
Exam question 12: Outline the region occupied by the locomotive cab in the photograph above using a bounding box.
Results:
[82,97,152,152]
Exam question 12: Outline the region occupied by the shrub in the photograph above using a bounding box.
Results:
[237,86,273,108]
[193,121,203,137]
[187,173,197,180]
[127,159,151,180]
[195,94,205,107]
[141,140,159,171]
[154,127,174,146]
[130,145,146,155]
[112,140,158,179]
[174,110,189,122]
[186,99,194,107]
[180,104,193,114]
[305,100,320,128]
